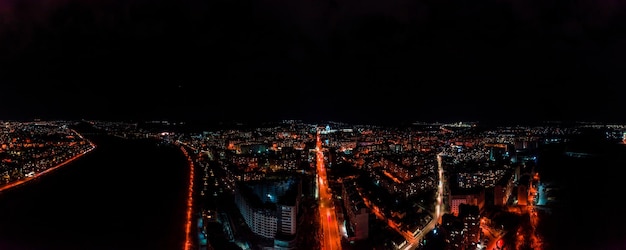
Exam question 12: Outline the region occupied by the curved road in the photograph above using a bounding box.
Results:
[0,135,189,250]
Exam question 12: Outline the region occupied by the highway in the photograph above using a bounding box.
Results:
[316,130,342,250]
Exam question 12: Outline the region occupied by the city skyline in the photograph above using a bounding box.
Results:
[2,119,625,250]
[1,0,626,124]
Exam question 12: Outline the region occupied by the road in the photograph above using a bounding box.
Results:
[316,130,342,250]
[180,145,196,250]
[435,153,445,224]
[0,139,96,193]
[0,134,189,250]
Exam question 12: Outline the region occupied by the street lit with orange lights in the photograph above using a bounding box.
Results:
[364,195,418,245]
[180,146,195,250]
[523,172,543,250]
[359,152,446,250]
[481,221,505,250]
[0,139,96,193]
[482,172,544,250]
[316,130,342,250]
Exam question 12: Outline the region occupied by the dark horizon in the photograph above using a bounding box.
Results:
[3,114,626,129]
[2,0,626,125]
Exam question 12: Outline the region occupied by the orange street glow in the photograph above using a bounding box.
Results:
[181,146,195,250]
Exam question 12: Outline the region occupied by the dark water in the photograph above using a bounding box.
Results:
[0,135,188,250]
[537,140,626,250]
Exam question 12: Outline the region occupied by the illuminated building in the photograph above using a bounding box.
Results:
[517,184,528,206]
[233,176,301,249]
[484,143,514,162]
[441,214,464,250]
[441,204,480,250]
[493,171,515,206]
[458,204,480,249]
[341,179,370,241]
[449,188,485,216]
[517,174,531,206]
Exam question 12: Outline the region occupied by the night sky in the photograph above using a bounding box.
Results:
[1,0,626,124]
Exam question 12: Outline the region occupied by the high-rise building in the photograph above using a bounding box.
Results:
[517,174,531,206]
[459,204,481,249]
[517,184,528,206]
[341,178,370,241]
[233,175,301,249]
[449,188,485,216]
[493,172,515,206]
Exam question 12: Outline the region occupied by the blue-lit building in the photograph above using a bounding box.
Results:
[233,175,301,249]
